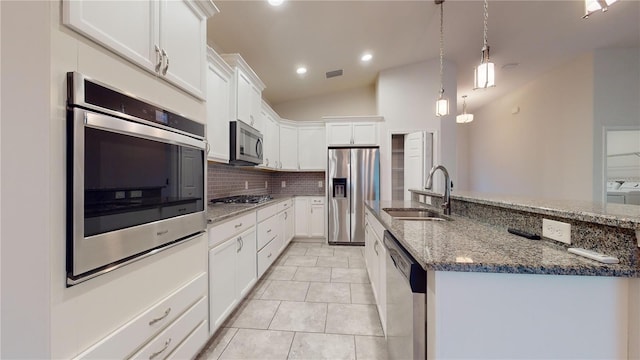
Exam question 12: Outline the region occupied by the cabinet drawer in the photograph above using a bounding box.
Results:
[257,214,280,250]
[130,297,207,360]
[75,273,206,359]
[209,212,255,248]
[365,209,385,241]
[310,197,325,205]
[257,199,292,222]
[257,235,282,278]
[165,320,208,360]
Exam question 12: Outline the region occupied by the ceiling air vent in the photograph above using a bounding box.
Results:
[325,69,343,79]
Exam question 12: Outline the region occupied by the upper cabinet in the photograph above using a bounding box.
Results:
[259,101,280,170]
[324,116,384,146]
[298,124,326,171]
[279,122,299,171]
[220,54,266,128]
[63,0,218,100]
[206,47,233,163]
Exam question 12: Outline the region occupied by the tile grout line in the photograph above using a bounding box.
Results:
[266,300,283,330]
[214,327,239,360]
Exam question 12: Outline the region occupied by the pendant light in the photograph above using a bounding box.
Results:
[456,95,474,124]
[473,0,495,89]
[435,0,449,117]
[583,0,618,18]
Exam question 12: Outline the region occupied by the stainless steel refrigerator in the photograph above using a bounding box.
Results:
[327,147,380,245]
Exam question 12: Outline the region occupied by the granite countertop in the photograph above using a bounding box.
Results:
[207,196,294,225]
[366,200,639,277]
[410,189,640,229]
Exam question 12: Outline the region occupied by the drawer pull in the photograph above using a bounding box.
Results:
[235,222,243,229]
[267,252,273,258]
[148,308,171,326]
[267,229,272,233]
[149,338,172,360]
[284,212,288,220]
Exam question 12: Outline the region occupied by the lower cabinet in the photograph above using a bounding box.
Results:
[364,208,387,334]
[295,196,325,238]
[257,199,293,277]
[280,206,294,251]
[208,223,257,335]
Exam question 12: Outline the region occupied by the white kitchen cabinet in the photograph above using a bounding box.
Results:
[259,102,280,170]
[281,205,295,250]
[63,0,217,99]
[257,199,293,276]
[324,116,384,146]
[295,197,325,238]
[364,208,387,333]
[298,124,326,171]
[221,54,265,127]
[280,122,299,170]
[208,217,257,335]
[206,47,233,163]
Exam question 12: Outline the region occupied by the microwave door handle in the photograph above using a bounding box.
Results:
[256,138,263,158]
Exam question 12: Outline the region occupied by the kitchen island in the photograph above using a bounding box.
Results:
[365,195,640,359]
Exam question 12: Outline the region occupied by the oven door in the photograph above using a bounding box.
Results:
[68,107,206,284]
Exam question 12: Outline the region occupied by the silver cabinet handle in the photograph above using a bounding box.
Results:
[235,222,242,228]
[267,229,272,233]
[206,141,210,155]
[267,252,273,258]
[161,48,169,75]
[154,45,162,73]
[373,240,379,256]
[148,308,171,326]
[237,236,243,252]
[284,212,288,220]
[149,338,172,360]
[266,158,269,166]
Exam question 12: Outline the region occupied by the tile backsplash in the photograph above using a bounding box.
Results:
[207,162,325,200]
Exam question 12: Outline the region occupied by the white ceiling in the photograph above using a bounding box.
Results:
[207,0,640,112]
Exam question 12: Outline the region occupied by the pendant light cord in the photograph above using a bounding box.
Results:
[439,1,444,96]
[483,0,488,50]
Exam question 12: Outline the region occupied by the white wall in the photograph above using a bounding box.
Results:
[593,47,640,201]
[272,85,376,121]
[459,53,595,201]
[1,2,52,357]
[377,59,457,200]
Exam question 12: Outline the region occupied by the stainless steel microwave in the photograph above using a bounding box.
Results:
[230,120,263,166]
[66,72,206,286]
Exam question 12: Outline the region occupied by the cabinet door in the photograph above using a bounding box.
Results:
[285,208,295,244]
[352,122,378,145]
[298,126,326,170]
[63,0,158,73]
[326,123,353,146]
[376,236,387,334]
[159,0,207,99]
[310,204,325,237]
[209,239,238,331]
[269,118,280,169]
[294,198,310,237]
[236,228,257,299]
[236,70,253,124]
[251,85,262,128]
[280,125,299,170]
[206,58,231,162]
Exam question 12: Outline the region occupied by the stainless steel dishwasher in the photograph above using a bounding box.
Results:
[384,230,426,360]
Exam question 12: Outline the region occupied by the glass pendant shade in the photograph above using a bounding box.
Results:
[584,0,618,17]
[436,97,449,117]
[474,61,495,89]
[456,113,474,124]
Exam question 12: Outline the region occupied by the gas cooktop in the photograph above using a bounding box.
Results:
[211,195,273,204]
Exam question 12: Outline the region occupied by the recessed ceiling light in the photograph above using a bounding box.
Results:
[361,53,373,62]
[268,0,284,6]
[296,67,307,75]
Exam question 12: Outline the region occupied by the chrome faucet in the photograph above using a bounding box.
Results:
[425,165,451,215]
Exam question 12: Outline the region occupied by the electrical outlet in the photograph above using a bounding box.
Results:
[542,219,571,244]
[281,181,286,188]
[265,181,268,189]
[318,180,323,188]
[245,181,248,190]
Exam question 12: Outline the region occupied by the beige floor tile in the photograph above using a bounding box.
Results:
[350,283,375,304]
[229,299,281,329]
[265,266,298,280]
[218,328,294,360]
[348,256,366,269]
[282,246,308,256]
[293,267,331,282]
[305,246,335,257]
[290,240,323,248]
[269,301,327,333]
[331,268,369,283]
[355,336,388,360]
[333,246,365,258]
[305,282,351,304]
[283,255,318,267]
[325,304,383,336]
[288,332,356,360]
[315,256,349,268]
[196,327,238,360]
[247,279,271,299]
[261,280,310,301]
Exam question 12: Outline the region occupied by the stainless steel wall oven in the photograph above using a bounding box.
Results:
[66,72,206,286]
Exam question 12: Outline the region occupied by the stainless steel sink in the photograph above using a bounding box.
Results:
[382,208,451,221]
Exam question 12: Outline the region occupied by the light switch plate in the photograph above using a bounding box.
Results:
[543,219,571,244]
[245,181,248,190]
[281,181,286,188]
[265,181,268,189]
[318,181,323,188]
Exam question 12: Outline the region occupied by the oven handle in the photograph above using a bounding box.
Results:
[83,110,206,150]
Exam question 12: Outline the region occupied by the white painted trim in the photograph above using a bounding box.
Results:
[220,53,266,91]
[322,115,384,123]
[206,46,233,78]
